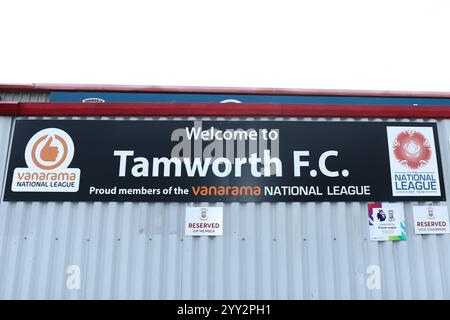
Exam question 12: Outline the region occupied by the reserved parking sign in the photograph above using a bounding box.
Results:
[185,207,223,236]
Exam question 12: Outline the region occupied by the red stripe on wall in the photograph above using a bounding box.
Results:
[0,101,19,116]
[1,102,450,118]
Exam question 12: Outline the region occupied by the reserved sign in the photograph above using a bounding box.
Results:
[185,207,223,236]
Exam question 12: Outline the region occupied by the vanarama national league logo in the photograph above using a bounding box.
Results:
[387,126,441,197]
[11,128,80,192]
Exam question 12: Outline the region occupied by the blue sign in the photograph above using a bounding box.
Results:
[49,91,450,106]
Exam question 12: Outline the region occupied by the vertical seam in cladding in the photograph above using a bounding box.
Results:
[142,203,153,299]
[11,203,27,299]
[436,236,446,298]
[1,118,14,200]
[62,202,74,299]
[46,202,60,299]
[254,203,262,299]
[82,203,93,299]
[0,204,11,299]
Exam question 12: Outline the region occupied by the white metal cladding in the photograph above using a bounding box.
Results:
[0,91,50,102]
[1,114,450,299]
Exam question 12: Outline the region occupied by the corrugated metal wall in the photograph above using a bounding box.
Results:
[0,90,50,102]
[1,91,450,299]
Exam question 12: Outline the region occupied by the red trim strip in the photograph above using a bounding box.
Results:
[0,84,35,90]
[1,102,450,118]
[1,83,450,98]
[0,101,19,116]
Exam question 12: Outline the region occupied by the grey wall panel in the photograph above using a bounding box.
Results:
[0,91,49,102]
[1,114,450,299]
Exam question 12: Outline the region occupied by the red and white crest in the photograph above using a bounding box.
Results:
[393,130,432,170]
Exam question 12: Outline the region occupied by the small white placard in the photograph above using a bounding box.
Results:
[368,202,406,241]
[413,206,450,234]
[185,207,223,236]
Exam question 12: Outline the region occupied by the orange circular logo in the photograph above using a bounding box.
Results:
[31,134,68,170]
[25,128,75,171]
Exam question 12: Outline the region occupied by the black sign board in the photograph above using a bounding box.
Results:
[3,119,446,202]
